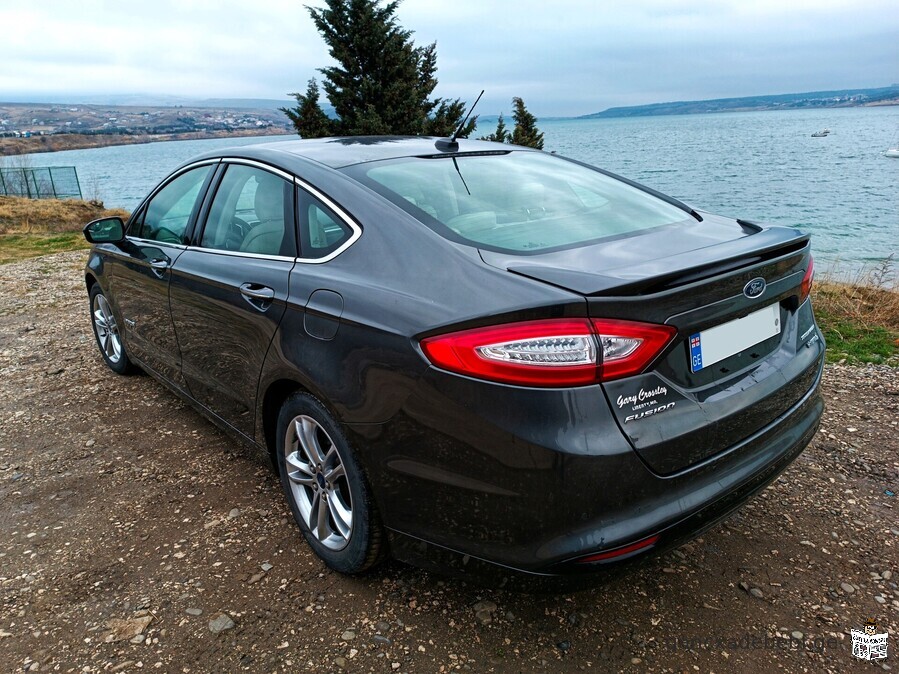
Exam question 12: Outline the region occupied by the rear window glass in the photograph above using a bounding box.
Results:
[344,152,690,253]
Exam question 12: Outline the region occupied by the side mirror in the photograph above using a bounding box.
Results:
[83,217,125,244]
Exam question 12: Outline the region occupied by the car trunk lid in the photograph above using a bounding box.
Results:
[480,216,822,475]
[479,213,807,297]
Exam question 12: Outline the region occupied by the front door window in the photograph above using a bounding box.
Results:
[132,165,213,244]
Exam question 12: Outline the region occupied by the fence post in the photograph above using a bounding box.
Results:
[48,168,58,199]
[73,167,83,200]
[2,166,82,199]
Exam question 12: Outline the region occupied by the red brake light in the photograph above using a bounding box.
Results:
[420,318,675,387]
[799,257,814,304]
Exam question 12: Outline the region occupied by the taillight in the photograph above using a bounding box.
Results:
[420,318,675,387]
[799,257,814,304]
[591,319,677,381]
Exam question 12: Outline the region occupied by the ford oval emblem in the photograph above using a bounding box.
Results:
[744,277,766,299]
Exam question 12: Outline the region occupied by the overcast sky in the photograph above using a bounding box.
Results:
[1,0,896,116]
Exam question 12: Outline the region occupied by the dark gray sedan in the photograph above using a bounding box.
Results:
[83,137,824,578]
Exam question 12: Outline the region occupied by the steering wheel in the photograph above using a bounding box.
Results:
[226,216,251,249]
[155,227,182,244]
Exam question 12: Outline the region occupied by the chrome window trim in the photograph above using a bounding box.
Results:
[122,156,362,265]
[124,236,188,250]
[181,246,296,264]
[129,159,221,227]
[220,157,363,265]
[218,157,296,183]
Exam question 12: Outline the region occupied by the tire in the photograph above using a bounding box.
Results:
[276,392,384,574]
[89,284,136,375]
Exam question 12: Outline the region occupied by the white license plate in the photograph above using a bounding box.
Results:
[689,303,780,373]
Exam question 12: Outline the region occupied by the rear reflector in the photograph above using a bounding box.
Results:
[420,318,675,387]
[574,534,661,564]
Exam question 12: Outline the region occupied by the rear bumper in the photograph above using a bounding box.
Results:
[349,352,824,578]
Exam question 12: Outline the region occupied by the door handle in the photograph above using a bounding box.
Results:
[149,258,170,278]
[239,283,275,301]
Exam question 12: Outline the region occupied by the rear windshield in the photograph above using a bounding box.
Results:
[343,151,690,254]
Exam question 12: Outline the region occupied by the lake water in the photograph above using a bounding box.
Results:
[9,107,898,278]
[543,108,898,280]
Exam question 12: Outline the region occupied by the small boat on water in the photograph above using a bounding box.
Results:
[811,128,830,137]
[884,126,899,157]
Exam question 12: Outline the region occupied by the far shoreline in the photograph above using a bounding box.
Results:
[0,129,293,157]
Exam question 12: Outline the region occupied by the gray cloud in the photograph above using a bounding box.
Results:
[1,0,896,116]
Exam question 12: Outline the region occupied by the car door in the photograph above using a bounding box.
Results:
[111,162,217,387]
[168,161,297,438]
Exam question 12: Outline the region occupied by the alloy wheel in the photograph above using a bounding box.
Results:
[92,293,122,363]
[284,415,353,550]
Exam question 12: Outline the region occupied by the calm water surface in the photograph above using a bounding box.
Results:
[542,108,898,277]
[12,108,899,276]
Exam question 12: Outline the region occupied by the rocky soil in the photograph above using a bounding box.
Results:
[1,251,896,673]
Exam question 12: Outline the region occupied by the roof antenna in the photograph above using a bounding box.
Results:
[435,89,484,152]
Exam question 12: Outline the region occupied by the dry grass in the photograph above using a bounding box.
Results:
[812,256,899,364]
[812,256,899,331]
[0,195,129,235]
[0,196,130,264]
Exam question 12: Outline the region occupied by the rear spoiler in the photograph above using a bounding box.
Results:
[506,227,810,297]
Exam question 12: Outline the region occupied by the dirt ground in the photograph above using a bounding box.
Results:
[1,251,896,674]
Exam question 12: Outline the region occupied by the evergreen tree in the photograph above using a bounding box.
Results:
[282,79,334,138]
[510,97,544,149]
[283,0,475,138]
[476,99,543,148]
[479,113,508,143]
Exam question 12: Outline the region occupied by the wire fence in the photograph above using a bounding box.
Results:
[0,166,82,200]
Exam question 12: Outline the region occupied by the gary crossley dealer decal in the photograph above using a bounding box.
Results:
[617,385,677,424]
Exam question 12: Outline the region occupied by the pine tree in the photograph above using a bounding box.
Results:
[479,113,508,143]
[283,0,475,138]
[510,97,544,149]
[281,79,334,139]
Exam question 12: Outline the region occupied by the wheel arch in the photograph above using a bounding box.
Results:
[260,378,311,468]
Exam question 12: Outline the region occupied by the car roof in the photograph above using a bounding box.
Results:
[226,135,535,169]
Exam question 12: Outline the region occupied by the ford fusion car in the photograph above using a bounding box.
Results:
[83,136,824,578]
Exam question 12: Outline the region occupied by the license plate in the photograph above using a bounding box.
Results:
[689,303,780,373]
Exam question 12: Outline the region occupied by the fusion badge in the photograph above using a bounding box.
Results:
[624,402,676,424]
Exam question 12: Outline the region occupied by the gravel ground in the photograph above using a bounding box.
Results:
[1,251,896,673]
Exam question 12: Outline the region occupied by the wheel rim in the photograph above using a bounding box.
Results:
[92,293,122,364]
[284,415,353,550]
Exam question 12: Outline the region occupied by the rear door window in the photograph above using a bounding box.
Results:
[198,164,296,257]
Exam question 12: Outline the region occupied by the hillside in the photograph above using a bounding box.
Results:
[0,101,294,156]
[583,86,899,118]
